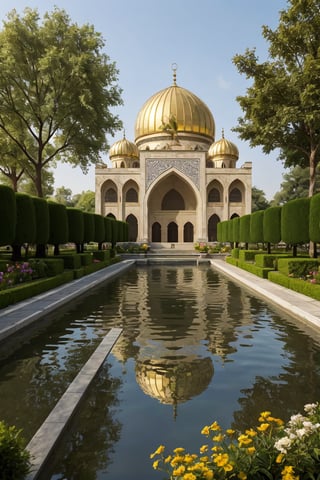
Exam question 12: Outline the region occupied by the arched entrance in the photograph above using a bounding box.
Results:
[126,214,138,241]
[147,172,197,243]
[152,222,161,242]
[184,222,194,242]
[168,222,178,242]
[208,214,220,241]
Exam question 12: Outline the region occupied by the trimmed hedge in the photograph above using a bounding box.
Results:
[57,254,82,269]
[268,271,320,301]
[0,271,74,309]
[0,185,16,245]
[238,250,257,262]
[92,250,110,261]
[277,257,319,276]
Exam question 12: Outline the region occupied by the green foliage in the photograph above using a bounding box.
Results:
[0,185,16,245]
[239,214,251,244]
[67,208,84,245]
[32,196,50,244]
[269,271,320,301]
[263,206,282,244]
[83,212,95,243]
[48,201,69,246]
[0,7,122,196]
[13,193,36,245]
[281,197,310,245]
[233,0,320,196]
[272,165,320,205]
[250,210,264,243]
[0,421,31,479]
[309,192,320,242]
[251,186,270,212]
[93,214,105,244]
[238,250,257,262]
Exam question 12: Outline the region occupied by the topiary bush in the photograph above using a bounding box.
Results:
[0,420,31,479]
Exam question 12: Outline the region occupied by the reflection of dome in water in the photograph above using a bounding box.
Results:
[135,357,214,407]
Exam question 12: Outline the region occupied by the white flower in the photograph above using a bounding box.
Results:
[304,403,318,414]
[274,436,292,454]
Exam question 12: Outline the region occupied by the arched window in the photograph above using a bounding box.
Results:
[208,188,221,202]
[162,189,185,210]
[229,188,242,202]
[105,188,117,202]
[120,162,125,168]
[184,222,194,242]
[126,188,138,202]
[133,162,139,168]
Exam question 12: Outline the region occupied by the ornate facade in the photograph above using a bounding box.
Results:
[95,71,252,245]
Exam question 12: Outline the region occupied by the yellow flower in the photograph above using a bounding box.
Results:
[226,428,235,436]
[224,463,233,472]
[210,421,221,431]
[174,447,186,455]
[238,472,247,480]
[245,428,257,437]
[200,444,208,453]
[247,446,256,455]
[257,422,270,432]
[212,434,224,442]
[171,455,185,466]
[276,453,284,463]
[150,444,165,458]
[184,454,196,464]
[259,411,271,420]
[281,465,299,480]
[183,474,197,480]
[173,465,186,476]
[201,425,210,436]
[164,455,172,463]
[152,460,160,469]
[214,453,229,467]
[204,470,214,480]
[238,434,253,447]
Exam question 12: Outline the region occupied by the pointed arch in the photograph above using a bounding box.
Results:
[208,214,220,241]
[152,222,161,242]
[162,189,185,210]
[167,222,178,242]
[184,222,194,242]
[126,214,138,241]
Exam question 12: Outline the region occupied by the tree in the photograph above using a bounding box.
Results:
[233,0,320,198]
[0,7,122,197]
[50,186,73,206]
[73,190,95,212]
[251,186,270,212]
[271,165,320,205]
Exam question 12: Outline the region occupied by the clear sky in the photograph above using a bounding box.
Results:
[0,0,289,200]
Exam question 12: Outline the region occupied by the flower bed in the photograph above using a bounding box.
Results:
[150,402,320,479]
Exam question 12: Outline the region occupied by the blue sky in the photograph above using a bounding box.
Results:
[0,0,289,199]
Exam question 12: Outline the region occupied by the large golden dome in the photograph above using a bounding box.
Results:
[134,75,215,146]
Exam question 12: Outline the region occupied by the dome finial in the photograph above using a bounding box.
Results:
[222,128,225,138]
[123,129,126,139]
[171,62,178,86]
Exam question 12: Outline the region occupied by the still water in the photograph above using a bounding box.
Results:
[1,264,320,479]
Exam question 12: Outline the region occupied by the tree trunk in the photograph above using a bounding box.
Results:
[11,245,22,261]
[267,242,271,254]
[36,244,46,258]
[54,244,60,255]
[292,244,297,257]
[35,162,43,198]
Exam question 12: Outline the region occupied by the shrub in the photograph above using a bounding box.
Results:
[0,421,31,479]
[0,185,16,246]
[150,402,320,480]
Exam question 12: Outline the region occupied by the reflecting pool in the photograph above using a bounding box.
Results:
[0,264,320,479]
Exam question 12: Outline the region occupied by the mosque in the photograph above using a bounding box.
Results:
[95,68,252,246]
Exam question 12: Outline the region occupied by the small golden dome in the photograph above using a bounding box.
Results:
[208,130,239,160]
[109,134,139,159]
[134,78,215,142]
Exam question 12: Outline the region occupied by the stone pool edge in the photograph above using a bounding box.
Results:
[25,327,123,480]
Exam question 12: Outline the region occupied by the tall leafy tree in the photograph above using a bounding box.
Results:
[233,0,320,197]
[0,7,122,197]
[271,165,320,205]
[251,186,270,212]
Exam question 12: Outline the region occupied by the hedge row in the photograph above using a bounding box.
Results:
[0,185,128,258]
[217,193,320,252]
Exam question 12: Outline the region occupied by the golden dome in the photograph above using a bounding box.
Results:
[208,130,239,160]
[109,134,139,159]
[134,78,215,143]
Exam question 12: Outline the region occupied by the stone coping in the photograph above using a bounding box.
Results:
[26,327,122,480]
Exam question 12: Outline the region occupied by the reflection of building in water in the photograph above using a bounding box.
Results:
[111,266,253,406]
[95,67,252,244]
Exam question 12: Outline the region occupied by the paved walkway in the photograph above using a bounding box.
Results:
[0,257,320,342]
[210,258,320,331]
[0,259,135,342]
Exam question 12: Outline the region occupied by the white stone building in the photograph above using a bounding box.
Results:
[95,71,252,246]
